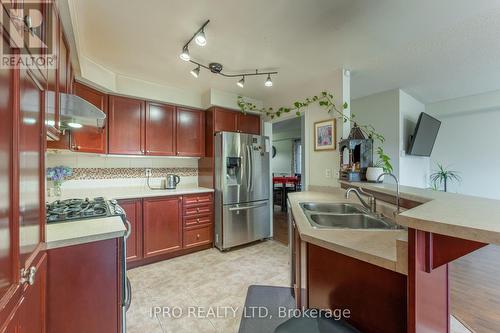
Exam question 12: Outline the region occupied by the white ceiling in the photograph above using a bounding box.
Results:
[71,0,500,104]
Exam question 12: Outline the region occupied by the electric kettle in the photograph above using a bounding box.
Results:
[166,174,180,189]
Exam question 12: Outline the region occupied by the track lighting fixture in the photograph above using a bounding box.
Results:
[264,74,273,87]
[179,46,190,61]
[237,76,245,88]
[180,20,278,87]
[190,65,200,78]
[195,29,207,46]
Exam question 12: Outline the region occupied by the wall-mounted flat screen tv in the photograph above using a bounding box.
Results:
[407,112,441,156]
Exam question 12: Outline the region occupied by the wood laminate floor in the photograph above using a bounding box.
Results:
[450,244,500,332]
[272,206,289,245]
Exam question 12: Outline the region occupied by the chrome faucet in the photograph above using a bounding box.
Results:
[377,173,400,214]
[345,188,376,213]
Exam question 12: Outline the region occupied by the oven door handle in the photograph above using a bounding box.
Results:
[124,277,132,311]
[124,219,132,240]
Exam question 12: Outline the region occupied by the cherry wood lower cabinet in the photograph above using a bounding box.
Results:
[307,244,407,333]
[118,199,143,263]
[182,194,214,248]
[143,196,183,257]
[18,253,47,333]
[0,252,47,333]
[47,239,122,333]
[124,193,213,268]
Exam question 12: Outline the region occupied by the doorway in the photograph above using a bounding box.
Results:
[269,116,304,245]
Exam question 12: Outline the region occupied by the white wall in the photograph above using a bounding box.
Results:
[351,89,400,178]
[79,58,263,110]
[272,127,301,175]
[351,89,429,188]
[46,151,198,168]
[272,140,294,175]
[428,105,500,199]
[265,69,349,189]
[399,90,430,188]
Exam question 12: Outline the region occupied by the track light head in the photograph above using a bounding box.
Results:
[179,46,190,61]
[195,29,207,46]
[190,65,200,78]
[237,76,245,88]
[264,74,273,87]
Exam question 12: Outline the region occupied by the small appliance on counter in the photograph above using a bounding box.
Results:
[147,173,181,190]
[165,174,181,189]
[45,197,132,330]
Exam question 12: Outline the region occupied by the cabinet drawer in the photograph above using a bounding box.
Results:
[184,204,212,217]
[184,214,212,228]
[183,193,213,207]
[184,226,212,248]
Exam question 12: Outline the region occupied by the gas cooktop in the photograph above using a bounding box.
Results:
[46,197,111,224]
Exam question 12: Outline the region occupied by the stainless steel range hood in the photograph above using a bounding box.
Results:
[59,92,106,128]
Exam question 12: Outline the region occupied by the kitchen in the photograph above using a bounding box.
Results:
[2,1,500,333]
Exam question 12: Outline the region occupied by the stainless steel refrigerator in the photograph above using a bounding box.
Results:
[214,132,271,250]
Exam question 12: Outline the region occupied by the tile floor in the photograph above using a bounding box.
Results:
[126,240,290,333]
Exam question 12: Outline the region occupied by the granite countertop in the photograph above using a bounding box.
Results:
[44,186,214,249]
[288,189,408,274]
[340,181,500,245]
[45,216,127,250]
[46,186,214,203]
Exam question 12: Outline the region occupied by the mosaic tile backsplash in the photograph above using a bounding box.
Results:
[68,167,198,180]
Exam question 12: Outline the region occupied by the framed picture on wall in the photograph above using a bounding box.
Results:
[314,119,336,151]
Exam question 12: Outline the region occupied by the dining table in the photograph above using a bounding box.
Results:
[273,176,300,211]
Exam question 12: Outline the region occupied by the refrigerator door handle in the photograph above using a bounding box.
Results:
[228,202,268,211]
[246,145,252,193]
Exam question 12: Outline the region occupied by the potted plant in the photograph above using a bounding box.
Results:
[430,163,461,192]
[366,147,393,182]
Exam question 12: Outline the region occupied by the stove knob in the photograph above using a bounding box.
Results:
[110,200,117,205]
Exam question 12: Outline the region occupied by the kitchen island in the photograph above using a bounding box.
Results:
[289,183,500,333]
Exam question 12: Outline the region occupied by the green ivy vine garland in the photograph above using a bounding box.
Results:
[237,91,393,172]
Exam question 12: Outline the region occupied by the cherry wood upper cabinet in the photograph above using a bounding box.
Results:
[71,82,108,153]
[18,67,45,268]
[176,108,205,157]
[213,108,238,133]
[0,33,20,331]
[46,5,60,139]
[145,102,176,156]
[108,95,145,155]
[237,113,261,135]
[211,107,260,135]
[118,199,143,263]
[143,197,183,257]
[58,32,69,94]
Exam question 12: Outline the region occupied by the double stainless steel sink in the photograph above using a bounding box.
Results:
[300,202,400,230]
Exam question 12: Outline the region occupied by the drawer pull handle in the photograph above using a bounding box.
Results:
[196,218,200,222]
[196,234,200,239]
